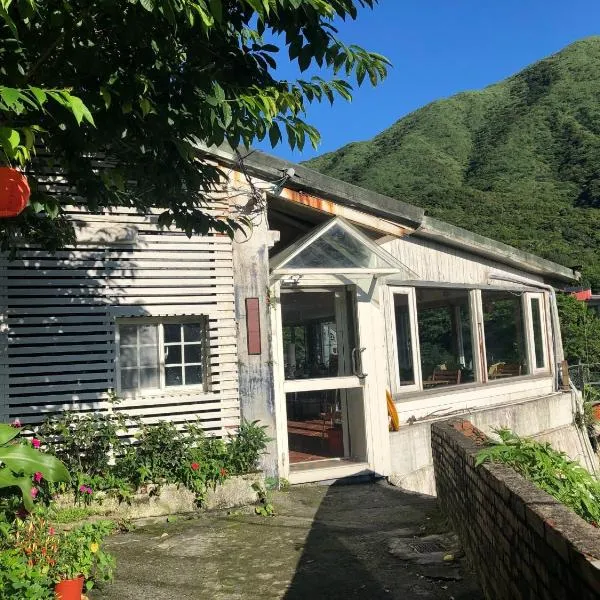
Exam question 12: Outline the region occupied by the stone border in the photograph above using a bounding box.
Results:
[432,420,600,599]
[54,473,263,521]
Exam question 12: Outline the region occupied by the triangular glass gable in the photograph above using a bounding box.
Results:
[270,217,417,276]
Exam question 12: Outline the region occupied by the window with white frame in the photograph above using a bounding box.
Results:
[527,293,549,372]
[117,319,207,393]
[387,285,552,395]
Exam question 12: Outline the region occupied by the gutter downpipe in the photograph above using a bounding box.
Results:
[488,271,599,475]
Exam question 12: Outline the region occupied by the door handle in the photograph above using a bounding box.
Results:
[351,347,367,379]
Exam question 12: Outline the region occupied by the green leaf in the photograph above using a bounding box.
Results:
[67,95,95,126]
[140,0,154,11]
[0,87,21,109]
[0,468,34,511]
[208,0,222,22]
[100,87,111,109]
[221,102,232,128]
[0,127,20,151]
[0,444,70,482]
[28,86,47,107]
[213,82,225,103]
[0,424,19,446]
[268,122,281,147]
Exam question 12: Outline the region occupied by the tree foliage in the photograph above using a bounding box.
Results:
[307,37,600,290]
[556,293,600,364]
[0,0,389,249]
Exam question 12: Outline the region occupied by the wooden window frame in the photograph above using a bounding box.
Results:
[115,316,209,397]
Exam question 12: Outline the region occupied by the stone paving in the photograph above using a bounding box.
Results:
[92,480,483,600]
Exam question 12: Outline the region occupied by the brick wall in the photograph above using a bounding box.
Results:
[431,420,600,600]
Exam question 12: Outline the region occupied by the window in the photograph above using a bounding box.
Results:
[281,289,355,380]
[528,294,549,371]
[393,291,416,387]
[117,319,207,393]
[482,290,528,379]
[416,288,474,388]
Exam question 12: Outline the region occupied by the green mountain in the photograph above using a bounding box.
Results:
[306,37,600,288]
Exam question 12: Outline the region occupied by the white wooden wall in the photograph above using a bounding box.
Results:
[1,209,239,435]
[383,235,545,284]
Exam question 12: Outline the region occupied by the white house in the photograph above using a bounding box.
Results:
[1,146,595,492]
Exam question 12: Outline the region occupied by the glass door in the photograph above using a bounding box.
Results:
[281,287,365,465]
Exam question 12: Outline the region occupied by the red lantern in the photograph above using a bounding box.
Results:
[0,167,30,218]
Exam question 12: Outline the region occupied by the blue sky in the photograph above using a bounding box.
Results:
[255,0,600,161]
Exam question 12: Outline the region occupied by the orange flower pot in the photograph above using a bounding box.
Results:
[54,576,84,600]
[593,404,600,422]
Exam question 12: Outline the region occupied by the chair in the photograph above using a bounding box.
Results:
[433,367,461,384]
[499,363,522,377]
[424,368,461,387]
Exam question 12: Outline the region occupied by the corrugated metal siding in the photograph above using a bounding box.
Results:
[2,209,239,435]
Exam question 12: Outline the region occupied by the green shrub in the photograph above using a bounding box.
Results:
[0,548,54,600]
[227,420,270,475]
[38,407,134,477]
[38,411,269,507]
[477,429,600,527]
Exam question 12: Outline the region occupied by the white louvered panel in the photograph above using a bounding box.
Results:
[5,209,239,433]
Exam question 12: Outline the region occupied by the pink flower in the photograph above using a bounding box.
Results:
[30,487,38,498]
[86,486,93,495]
[10,419,21,428]
[31,438,40,449]
[191,462,200,471]
[49,527,56,536]
[79,484,87,493]
[33,472,43,483]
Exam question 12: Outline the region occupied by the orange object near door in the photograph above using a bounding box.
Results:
[0,167,30,217]
[387,389,400,431]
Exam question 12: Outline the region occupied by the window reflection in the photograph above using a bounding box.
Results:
[482,290,528,378]
[416,288,474,389]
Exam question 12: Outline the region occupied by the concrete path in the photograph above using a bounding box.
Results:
[92,481,483,600]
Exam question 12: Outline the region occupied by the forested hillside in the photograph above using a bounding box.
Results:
[307,37,600,289]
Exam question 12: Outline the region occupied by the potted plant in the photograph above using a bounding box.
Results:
[51,521,115,600]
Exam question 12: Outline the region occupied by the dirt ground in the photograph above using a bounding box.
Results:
[92,480,484,600]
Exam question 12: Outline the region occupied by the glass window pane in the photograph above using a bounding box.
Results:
[119,325,138,346]
[281,291,345,379]
[164,344,182,365]
[139,325,158,345]
[183,323,202,342]
[165,366,183,387]
[139,345,158,367]
[483,290,528,379]
[393,294,415,386]
[119,346,138,368]
[120,368,138,391]
[184,344,202,364]
[286,223,388,270]
[185,365,203,385]
[139,367,159,389]
[531,298,546,369]
[286,390,346,461]
[164,324,181,343]
[416,288,474,388]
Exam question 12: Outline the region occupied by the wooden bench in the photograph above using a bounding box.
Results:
[424,368,461,387]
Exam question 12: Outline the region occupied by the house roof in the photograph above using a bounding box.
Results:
[202,145,579,284]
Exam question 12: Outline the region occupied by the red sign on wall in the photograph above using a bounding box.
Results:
[246,298,261,355]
